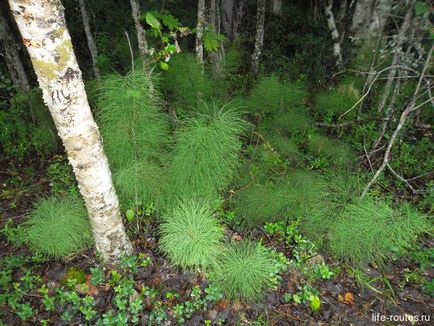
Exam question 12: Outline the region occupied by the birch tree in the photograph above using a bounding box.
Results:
[195,0,206,65]
[130,0,149,66]
[0,7,30,91]
[78,0,100,80]
[251,0,266,76]
[271,0,282,16]
[9,0,132,263]
[324,0,343,66]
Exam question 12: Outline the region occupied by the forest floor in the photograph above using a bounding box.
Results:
[0,159,433,326]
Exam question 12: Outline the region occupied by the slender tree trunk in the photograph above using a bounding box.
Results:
[375,4,413,113]
[251,0,266,76]
[367,0,392,36]
[233,0,246,39]
[350,0,375,39]
[271,0,282,16]
[221,0,235,42]
[324,0,343,66]
[209,0,224,76]
[78,0,100,80]
[130,0,149,66]
[0,10,30,91]
[9,0,132,263]
[195,0,206,65]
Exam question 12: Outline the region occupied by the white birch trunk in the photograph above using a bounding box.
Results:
[324,0,343,66]
[78,0,101,80]
[251,0,266,76]
[272,0,282,16]
[0,11,30,91]
[351,0,375,38]
[9,0,132,263]
[130,0,149,66]
[195,0,206,65]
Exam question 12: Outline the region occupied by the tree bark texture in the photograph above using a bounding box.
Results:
[130,0,149,65]
[9,0,132,263]
[221,0,235,41]
[78,0,101,80]
[271,0,282,16]
[251,0,266,76]
[209,0,224,76]
[350,0,375,39]
[195,0,206,64]
[376,4,414,113]
[0,9,30,91]
[324,0,343,66]
[233,0,246,39]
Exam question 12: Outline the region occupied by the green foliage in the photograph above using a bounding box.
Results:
[168,104,247,201]
[159,199,223,268]
[46,156,79,198]
[245,76,307,115]
[268,135,300,161]
[210,240,274,301]
[22,196,93,258]
[0,87,58,160]
[161,53,212,112]
[307,133,356,168]
[329,198,430,266]
[235,170,327,225]
[114,160,165,209]
[97,69,169,169]
[314,84,359,118]
[203,27,225,52]
[266,108,312,135]
[299,172,362,246]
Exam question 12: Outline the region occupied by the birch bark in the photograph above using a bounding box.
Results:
[195,0,206,65]
[78,0,101,80]
[324,0,343,66]
[251,0,266,76]
[9,0,132,263]
[130,0,149,66]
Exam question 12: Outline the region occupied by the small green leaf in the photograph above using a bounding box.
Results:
[309,295,321,311]
[415,1,429,16]
[126,209,135,221]
[146,12,160,29]
[283,293,292,303]
[165,44,177,53]
[160,61,169,70]
[293,294,301,304]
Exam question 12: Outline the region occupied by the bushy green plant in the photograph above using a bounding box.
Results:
[159,199,223,268]
[97,69,169,169]
[168,104,247,201]
[308,134,356,168]
[314,83,359,118]
[114,161,165,209]
[160,53,212,112]
[299,172,362,246]
[267,108,312,134]
[235,170,327,225]
[210,240,274,300]
[23,197,93,258]
[245,76,307,115]
[329,198,430,266]
[269,134,299,161]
